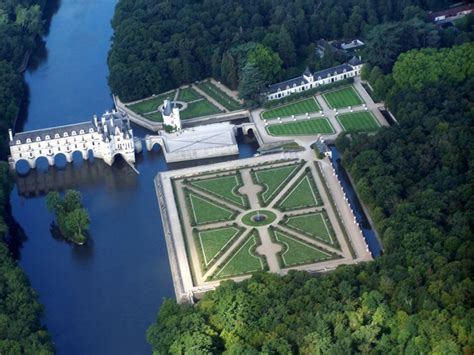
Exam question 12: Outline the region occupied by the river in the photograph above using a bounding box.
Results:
[10,1,257,354]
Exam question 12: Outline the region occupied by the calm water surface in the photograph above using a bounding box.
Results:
[11,1,257,354]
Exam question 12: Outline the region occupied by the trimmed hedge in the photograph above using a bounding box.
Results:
[193,223,245,272]
[274,167,323,212]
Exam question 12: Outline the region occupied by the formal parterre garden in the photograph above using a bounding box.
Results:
[266,118,335,136]
[125,81,243,122]
[171,160,350,286]
[260,97,321,120]
[322,86,365,109]
[337,111,381,132]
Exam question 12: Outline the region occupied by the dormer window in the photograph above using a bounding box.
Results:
[343,69,346,73]
[55,133,60,139]
[293,83,296,88]
[286,85,290,90]
[89,128,94,133]
[318,76,321,80]
[16,140,21,145]
[36,137,41,142]
[45,135,50,140]
[327,74,331,78]
[63,132,68,137]
[72,131,77,136]
[79,129,84,134]
[26,138,31,143]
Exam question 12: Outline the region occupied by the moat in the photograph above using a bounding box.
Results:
[11,1,257,354]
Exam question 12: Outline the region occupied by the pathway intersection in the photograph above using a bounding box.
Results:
[157,147,373,302]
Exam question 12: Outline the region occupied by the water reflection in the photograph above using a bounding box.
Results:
[15,158,139,197]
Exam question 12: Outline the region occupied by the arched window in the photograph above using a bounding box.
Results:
[72,131,77,136]
[36,137,41,142]
[89,128,94,133]
[16,140,21,145]
[26,138,31,143]
[45,135,50,140]
[79,129,85,134]
[63,132,68,137]
[55,134,60,139]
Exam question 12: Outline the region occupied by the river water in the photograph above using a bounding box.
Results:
[11,1,257,354]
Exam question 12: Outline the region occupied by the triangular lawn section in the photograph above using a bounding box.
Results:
[255,164,301,204]
[284,212,336,246]
[191,174,246,207]
[275,230,331,267]
[277,174,319,210]
[198,227,240,266]
[216,234,263,278]
[188,193,235,225]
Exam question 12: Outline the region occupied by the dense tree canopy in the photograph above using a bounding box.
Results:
[46,190,90,245]
[147,43,473,354]
[0,1,53,353]
[108,0,455,102]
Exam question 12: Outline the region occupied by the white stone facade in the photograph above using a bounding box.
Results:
[9,111,135,169]
[162,100,182,131]
[266,59,363,101]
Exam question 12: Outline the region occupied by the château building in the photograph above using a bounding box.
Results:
[9,111,136,168]
[266,57,363,101]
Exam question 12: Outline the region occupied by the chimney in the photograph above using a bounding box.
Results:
[93,115,98,127]
[8,129,13,141]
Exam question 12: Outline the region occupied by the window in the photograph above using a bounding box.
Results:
[55,134,60,139]
[16,140,21,145]
[79,129,84,134]
[26,138,31,143]
[72,131,76,136]
[36,137,41,142]
[89,128,94,133]
[45,135,50,140]
[63,132,68,137]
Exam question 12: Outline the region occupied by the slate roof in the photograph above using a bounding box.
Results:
[348,56,362,66]
[267,76,308,94]
[11,121,96,145]
[11,111,131,145]
[313,64,354,80]
[162,100,173,116]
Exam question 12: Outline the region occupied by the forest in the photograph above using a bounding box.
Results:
[0,0,53,353]
[146,40,474,354]
[108,0,463,102]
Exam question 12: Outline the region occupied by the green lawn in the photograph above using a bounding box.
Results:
[143,111,163,122]
[190,174,248,208]
[178,87,202,102]
[196,81,241,111]
[261,98,321,120]
[275,230,331,267]
[322,86,364,109]
[180,99,221,119]
[284,212,335,245]
[216,234,264,278]
[197,227,240,266]
[188,193,235,225]
[127,91,175,114]
[267,118,334,136]
[337,111,380,132]
[277,174,322,211]
[253,164,302,205]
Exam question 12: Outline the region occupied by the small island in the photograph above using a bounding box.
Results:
[46,190,90,245]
